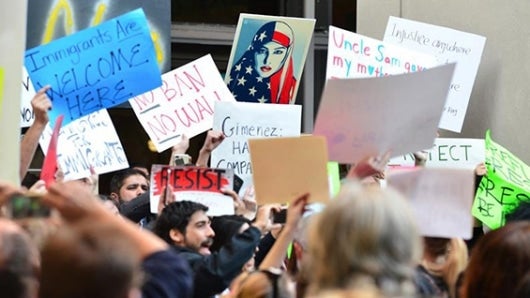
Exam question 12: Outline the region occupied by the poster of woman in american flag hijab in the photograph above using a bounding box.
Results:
[225,14,315,104]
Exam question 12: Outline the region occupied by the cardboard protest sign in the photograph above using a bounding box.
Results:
[0,0,26,183]
[211,101,302,194]
[327,26,437,79]
[313,63,455,164]
[472,131,530,229]
[21,66,37,127]
[150,164,234,216]
[130,54,235,152]
[387,167,475,239]
[384,17,486,133]
[40,109,128,181]
[24,8,162,126]
[225,13,315,104]
[249,136,330,205]
[389,138,485,169]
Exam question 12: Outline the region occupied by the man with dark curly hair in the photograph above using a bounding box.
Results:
[153,200,276,298]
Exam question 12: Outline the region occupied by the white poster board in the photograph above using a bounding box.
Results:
[327,25,438,79]
[211,101,302,194]
[313,63,455,163]
[21,66,36,128]
[130,54,235,152]
[387,167,475,239]
[389,138,485,169]
[383,16,486,133]
[40,109,129,180]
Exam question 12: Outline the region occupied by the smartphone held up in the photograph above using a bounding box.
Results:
[272,208,287,224]
[6,193,50,219]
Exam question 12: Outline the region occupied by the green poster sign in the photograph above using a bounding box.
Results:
[327,161,341,198]
[472,130,530,229]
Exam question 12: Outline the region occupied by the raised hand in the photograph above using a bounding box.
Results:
[285,193,309,229]
[31,85,52,126]
[41,180,107,222]
[171,134,190,155]
[348,150,391,180]
[157,185,176,214]
[196,130,226,167]
[201,130,225,153]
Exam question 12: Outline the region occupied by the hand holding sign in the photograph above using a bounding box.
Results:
[285,193,309,230]
[347,151,391,180]
[219,187,240,210]
[31,85,52,126]
[157,184,176,214]
[475,162,487,176]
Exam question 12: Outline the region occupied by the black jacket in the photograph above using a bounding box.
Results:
[173,226,262,298]
[119,192,150,223]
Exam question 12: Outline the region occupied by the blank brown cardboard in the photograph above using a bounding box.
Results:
[249,136,330,205]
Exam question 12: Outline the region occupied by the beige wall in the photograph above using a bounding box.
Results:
[0,1,27,183]
[357,0,530,162]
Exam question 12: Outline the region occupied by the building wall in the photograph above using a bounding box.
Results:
[357,0,530,162]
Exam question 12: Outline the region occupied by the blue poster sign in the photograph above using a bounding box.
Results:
[24,8,162,126]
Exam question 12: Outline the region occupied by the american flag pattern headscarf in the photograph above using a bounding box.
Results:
[227,21,296,104]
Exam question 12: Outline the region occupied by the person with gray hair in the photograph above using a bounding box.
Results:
[305,181,422,297]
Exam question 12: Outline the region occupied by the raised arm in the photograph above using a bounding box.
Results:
[347,151,391,180]
[168,135,190,166]
[20,86,52,180]
[258,193,308,270]
[196,130,225,167]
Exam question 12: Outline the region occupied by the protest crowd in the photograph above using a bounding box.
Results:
[2,4,530,298]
